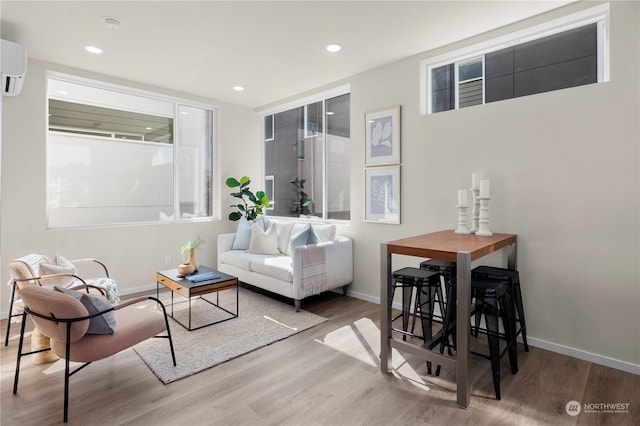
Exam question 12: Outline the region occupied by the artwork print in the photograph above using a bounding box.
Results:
[370,174,394,215]
[369,115,393,159]
[365,106,400,165]
[364,166,400,224]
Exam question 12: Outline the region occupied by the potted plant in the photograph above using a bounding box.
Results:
[226,176,271,222]
[291,177,311,216]
[178,235,205,275]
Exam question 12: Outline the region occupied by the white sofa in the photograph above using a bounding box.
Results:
[217,218,353,310]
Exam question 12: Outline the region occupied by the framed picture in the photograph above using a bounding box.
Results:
[364,166,400,224]
[365,106,400,165]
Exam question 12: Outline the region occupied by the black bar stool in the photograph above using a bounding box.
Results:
[472,266,529,352]
[437,276,518,400]
[391,267,444,341]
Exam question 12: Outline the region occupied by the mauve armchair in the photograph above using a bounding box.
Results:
[13,285,177,423]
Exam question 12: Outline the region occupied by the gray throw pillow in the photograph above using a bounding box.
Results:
[54,286,117,335]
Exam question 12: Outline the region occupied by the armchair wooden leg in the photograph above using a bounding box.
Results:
[294,299,301,312]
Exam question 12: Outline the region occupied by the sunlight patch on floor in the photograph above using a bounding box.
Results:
[43,359,83,375]
[315,317,430,391]
[264,315,298,331]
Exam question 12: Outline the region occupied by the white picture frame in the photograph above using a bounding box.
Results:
[364,166,400,224]
[365,106,400,165]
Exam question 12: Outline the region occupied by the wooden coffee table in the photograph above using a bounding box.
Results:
[156,265,238,331]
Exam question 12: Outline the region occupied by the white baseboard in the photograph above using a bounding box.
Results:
[525,337,640,375]
[345,289,640,376]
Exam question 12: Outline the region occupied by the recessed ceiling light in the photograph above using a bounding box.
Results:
[326,111,335,116]
[145,127,153,130]
[84,45,103,54]
[326,44,342,53]
[233,86,245,92]
[105,18,121,29]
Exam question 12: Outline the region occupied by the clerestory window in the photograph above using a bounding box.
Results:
[425,8,608,114]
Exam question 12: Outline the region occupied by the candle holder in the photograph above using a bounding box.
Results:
[454,205,471,234]
[470,187,480,233]
[476,197,493,236]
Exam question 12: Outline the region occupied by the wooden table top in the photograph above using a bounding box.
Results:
[385,229,517,262]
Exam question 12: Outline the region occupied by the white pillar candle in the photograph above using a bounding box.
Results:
[479,180,490,198]
[458,189,468,206]
[472,173,481,190]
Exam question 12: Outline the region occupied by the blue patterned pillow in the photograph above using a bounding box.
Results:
[307,224,336,244]
[232,217,264,250]
[288,224,310,255]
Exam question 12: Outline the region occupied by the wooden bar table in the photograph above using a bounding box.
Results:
[380,229,517,408]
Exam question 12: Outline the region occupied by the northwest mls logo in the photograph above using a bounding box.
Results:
[566,400,581,416]
[566,400,631,416]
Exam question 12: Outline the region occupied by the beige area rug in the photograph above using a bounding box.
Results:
[133,286,327,384]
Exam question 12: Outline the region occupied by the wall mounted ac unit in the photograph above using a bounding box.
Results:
[1,39,27,96]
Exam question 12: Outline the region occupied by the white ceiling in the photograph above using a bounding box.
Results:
[1,1,572,109]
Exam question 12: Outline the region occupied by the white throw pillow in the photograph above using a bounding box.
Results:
[39,254,77,287]
[274,221,294,254]
[247,223,280,255]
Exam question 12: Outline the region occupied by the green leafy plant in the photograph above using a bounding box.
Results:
[291,177,311,216]
[180,235,205,260]
[226,176,271,222]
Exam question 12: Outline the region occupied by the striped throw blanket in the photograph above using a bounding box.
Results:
[300,244,327,297]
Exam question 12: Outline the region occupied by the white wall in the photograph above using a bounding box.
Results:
[344,1,639,372]
[1,59,260,309]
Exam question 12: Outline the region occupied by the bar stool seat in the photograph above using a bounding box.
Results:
[391,267,444,341]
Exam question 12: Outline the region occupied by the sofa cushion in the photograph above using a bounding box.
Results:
[307,224,336,244]
[249,257,293,282]
[288,223,310,255]
[220,250,268,270]
[248,222,280,255]
[266,220,294,255]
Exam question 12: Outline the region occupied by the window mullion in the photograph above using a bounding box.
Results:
[322,99,328,220]
[173,104,180,221]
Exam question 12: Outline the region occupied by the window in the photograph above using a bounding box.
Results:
[425,9,608,114]
[47,76,215,228]
[262,90,350,221]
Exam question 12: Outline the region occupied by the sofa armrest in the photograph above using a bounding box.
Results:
[292,236,353,299]
[217,233,236,265]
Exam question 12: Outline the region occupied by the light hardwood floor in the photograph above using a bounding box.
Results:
[2,288,639,426]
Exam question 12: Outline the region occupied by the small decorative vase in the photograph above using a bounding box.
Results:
[186,248,199,272]
[178,263,196,276]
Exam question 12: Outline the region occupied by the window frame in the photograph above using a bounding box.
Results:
[421,4,609,115]
[45,72,217,229]
[257,85,351,224]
